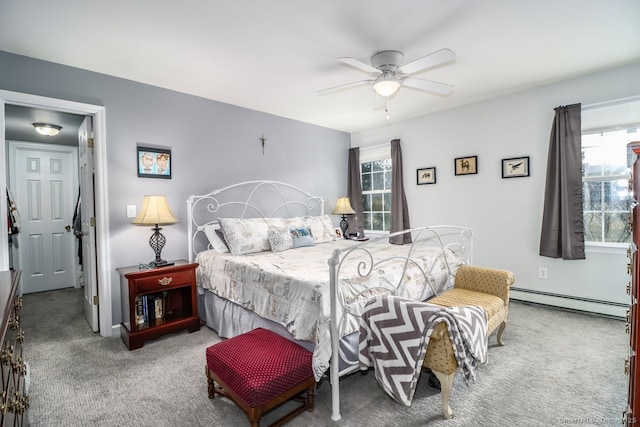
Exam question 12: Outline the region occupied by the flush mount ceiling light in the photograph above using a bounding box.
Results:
[32,123,62,136]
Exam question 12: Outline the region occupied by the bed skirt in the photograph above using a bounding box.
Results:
[199,290,360,376]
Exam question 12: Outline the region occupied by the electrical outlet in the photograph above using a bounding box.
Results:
[538,267,548,279]
[126,204,137,218]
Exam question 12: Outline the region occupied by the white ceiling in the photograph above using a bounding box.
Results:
[1,0,639,134]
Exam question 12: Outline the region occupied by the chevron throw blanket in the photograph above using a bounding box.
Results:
[358,295,488,406]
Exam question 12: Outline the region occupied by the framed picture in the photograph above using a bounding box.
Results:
[502,156,530,178]
[454,155,478,176]
[417,167,436,185]
[137,146,172,179]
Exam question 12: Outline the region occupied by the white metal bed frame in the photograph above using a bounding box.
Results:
[186,180,473,422]
[187,180,324,262]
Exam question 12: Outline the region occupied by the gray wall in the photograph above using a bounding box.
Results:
[0,51,351,327]
[352,61,640,317]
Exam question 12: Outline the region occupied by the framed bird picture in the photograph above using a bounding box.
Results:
[502,156,530,178]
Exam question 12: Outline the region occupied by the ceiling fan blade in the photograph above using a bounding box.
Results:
[398,48,456,75]
[401,77,454,95]
[338,57,381,75]
[317,79,374,95]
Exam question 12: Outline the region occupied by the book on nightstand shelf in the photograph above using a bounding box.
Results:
[135,296,145,325]
[147,294,156,326]
[155,297,163,319]
[135,293,167,328]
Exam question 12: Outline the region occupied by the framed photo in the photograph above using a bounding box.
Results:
[502,156,530,178]
[454,155,478,176]
[137,146,172,179]
[417,167,436,185]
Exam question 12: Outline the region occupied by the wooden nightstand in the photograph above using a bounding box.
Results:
[117,260,200,350]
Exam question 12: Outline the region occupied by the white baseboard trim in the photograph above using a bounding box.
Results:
[110,324,121,337]
[510,287,628,319]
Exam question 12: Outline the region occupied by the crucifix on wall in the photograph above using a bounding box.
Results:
[259,133,267,155]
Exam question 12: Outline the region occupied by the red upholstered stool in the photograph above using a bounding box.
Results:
[205,328,315,427]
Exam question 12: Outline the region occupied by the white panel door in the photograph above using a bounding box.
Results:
[9,142,78,294]
[79,117,99,332]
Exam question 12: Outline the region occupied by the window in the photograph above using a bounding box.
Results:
[582,128,636,244]
[581,98,640,245]
[361,158,392,232]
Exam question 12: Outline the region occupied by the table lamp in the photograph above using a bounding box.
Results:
[132,195,178,267]
[332,197,355,239]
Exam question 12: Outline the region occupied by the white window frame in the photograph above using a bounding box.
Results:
[581,97,640,250]
[581,141,631,248]
[358,145,392,234]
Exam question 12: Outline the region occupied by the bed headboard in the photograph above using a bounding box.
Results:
[187,180,325,261]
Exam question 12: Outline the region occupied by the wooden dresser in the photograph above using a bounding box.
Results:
[0,270,28,426]
[627,141,640,425]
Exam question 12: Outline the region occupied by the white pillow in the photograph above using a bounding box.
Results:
[203,224,229,253]
[218,217,271,255]
[268,226,293,253]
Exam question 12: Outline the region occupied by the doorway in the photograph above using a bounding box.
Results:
[0,90,113,337]
[8,141,78,294]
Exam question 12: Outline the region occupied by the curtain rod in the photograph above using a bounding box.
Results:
[354,142,390,151]
[582,95,640,111]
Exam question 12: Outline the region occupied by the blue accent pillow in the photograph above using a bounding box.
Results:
[290,227,315,248]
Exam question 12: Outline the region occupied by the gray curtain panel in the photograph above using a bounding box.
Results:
[539,103,585,259]
[389,139,412,245]
[347,147,364,237]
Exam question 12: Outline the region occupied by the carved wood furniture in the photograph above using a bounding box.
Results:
[626,141,640,425]
[118,261,200,350]
[0,270,28,425]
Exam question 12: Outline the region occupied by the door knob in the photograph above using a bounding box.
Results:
[65,225,71,232]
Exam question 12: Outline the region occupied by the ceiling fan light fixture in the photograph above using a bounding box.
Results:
[33,123,62,136]
[373,77,400,97]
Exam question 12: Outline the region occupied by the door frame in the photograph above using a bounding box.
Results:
[0,90,113,337]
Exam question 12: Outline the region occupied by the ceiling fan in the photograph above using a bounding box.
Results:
[318,48,456,98]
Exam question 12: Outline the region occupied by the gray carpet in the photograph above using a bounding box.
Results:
[21,287,627,426]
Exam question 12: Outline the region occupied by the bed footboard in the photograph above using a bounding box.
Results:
[328,225,473,421]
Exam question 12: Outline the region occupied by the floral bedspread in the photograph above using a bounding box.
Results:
[195,239,462,381]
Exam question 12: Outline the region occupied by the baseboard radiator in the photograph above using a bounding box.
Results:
[510,287,628,319]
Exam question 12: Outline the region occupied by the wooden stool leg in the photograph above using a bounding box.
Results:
[248,408,261,427]
[205,366,216,399]
[307,384,315,412]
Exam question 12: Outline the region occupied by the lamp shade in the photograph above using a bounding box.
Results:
[132,195,178,225]
[332,197,355,215]
[373,76,400,97]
